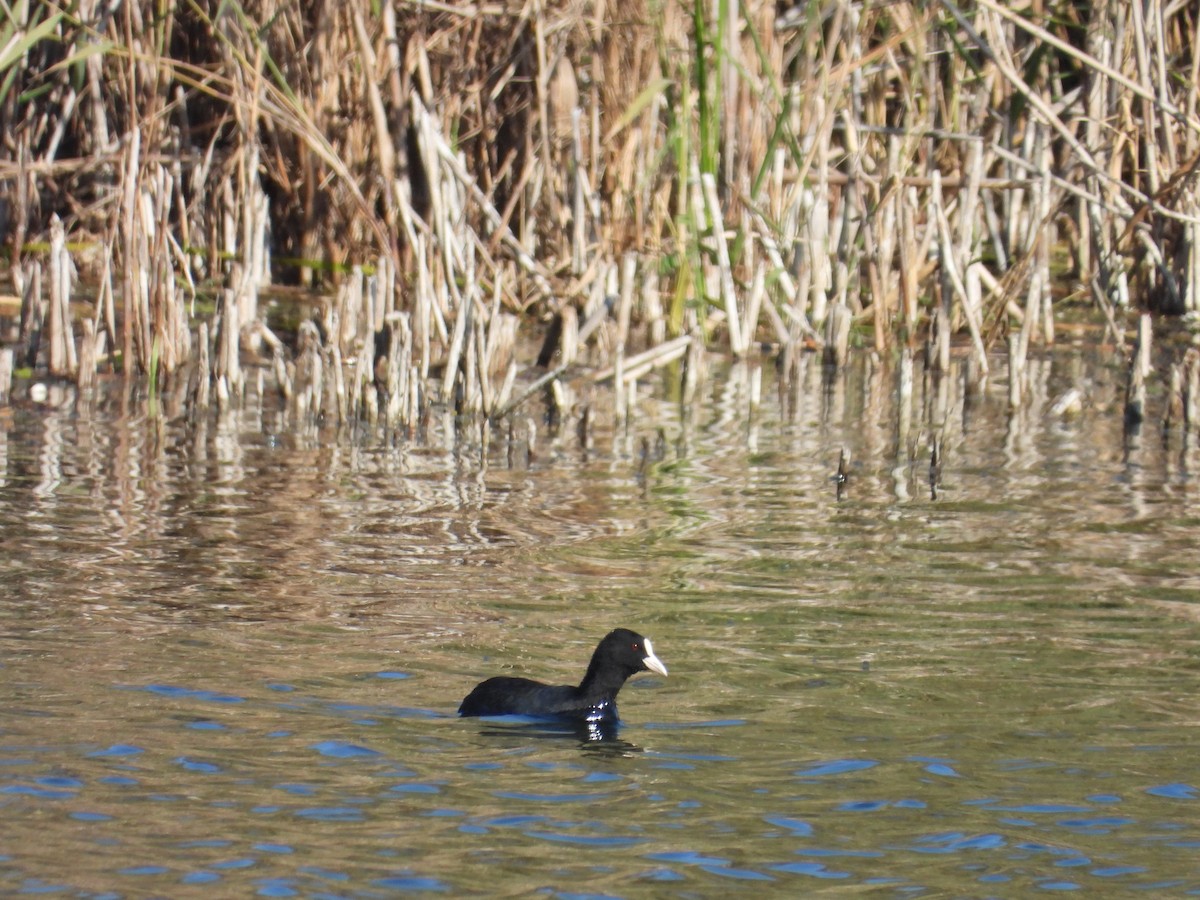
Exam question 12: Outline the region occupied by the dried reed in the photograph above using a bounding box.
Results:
[0,0,1197,441]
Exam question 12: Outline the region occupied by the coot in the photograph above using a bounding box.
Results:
[458,628,668,723]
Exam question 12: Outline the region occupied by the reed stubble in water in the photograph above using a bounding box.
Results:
[1,0,1197,438]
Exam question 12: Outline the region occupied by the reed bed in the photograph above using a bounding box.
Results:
[1,0,1198,434]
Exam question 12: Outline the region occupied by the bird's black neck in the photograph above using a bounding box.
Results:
[577,658,634,703]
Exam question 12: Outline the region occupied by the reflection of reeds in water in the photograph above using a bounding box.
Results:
[1,0,1198,436]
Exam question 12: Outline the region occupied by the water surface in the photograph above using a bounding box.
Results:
[2,349,1199,895]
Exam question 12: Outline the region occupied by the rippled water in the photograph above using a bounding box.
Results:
[2,348,1200,896]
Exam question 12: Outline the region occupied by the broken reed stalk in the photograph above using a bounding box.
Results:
[47,216,76,378]
[1183,349,1200,431]
[0,349,11,404]
[930,172,988,377]
[700,172,745,356]
[594,335,692,385]
[1008,333,1024,410]
[1125,312,1154,430]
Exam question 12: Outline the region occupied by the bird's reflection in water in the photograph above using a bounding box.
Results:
[475,716,643,755]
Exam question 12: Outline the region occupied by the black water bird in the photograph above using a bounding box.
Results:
[458,628,668,725]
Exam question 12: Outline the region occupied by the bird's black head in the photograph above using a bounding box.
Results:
[595,628,669,678]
